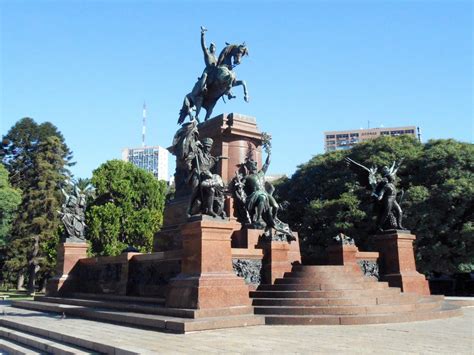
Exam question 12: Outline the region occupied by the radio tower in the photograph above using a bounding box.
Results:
[142,102,147,147]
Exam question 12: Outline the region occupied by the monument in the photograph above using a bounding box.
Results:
[29,26,460,335]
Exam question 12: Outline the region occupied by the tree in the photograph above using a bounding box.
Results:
[276,136,473,275]
[87,160,167,256]
[0,163,22,284]
[4,137,67,293]
[0,163,22,246]
[403,140,474,274]
[1,117,73,190]
[1,118,72,291]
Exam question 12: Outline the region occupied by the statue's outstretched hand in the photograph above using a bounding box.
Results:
[244,94,250,103]
[201,26,207,33]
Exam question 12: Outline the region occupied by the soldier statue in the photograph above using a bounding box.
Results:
[345,157,407,232]
[169,120,227,218]
[231,135,295,241]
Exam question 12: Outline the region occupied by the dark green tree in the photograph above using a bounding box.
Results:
[1,117,73,190]
[87,160,167,256]
[5,137,67,293]
[0,163,22,246]
[276,136,473,274]
[403,139,474,274]
[0,163,22,284]
[1,118,72,291]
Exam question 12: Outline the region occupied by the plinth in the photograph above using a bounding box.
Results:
[326,240,360,274]
[374,231,430,295]
[46,242,88,296]
[166,218,251,309]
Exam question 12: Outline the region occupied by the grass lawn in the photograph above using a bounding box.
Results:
[0,290,42,301]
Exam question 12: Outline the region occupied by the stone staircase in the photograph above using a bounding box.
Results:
[250,265,462,325]
[0,318,97,354]
[8,293,264,334]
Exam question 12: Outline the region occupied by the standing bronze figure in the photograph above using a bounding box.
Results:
[178,27,249,124]
[345,157,407,232]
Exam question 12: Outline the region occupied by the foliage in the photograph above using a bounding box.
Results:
[0,164,22,246]
[86,160,167,256]
[0,164,22,284]
[276,136,473,274]
[1,117,73,190]
[1,118,71,291]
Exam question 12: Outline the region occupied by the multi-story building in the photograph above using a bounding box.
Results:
[121,146,169,181]
[324,126,418,152]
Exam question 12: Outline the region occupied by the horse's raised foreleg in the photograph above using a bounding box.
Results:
[233,80,249,102]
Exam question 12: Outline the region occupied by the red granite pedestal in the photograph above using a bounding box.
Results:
[374,231,430,295]
[326,237,360,274]
[166,218,251,309]
[46,242,88,296]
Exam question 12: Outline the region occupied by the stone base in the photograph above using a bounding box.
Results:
[166,218,252,309]
[46,242,88,296]
[166,273,251,309]
[262,241,291,284]
[383,273,431,295]
[374,231,430,296]
[326,241,361,274]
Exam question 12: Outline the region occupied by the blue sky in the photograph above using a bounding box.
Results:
[1,0,472,179]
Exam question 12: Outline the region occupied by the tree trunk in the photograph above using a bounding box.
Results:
[27,235,40,296]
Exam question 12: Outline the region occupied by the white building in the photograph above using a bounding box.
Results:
[121,146,169,181]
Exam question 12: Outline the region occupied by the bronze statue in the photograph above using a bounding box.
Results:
[59,182,87,242]
[345,157,407,232]
[169,121,227,218]
[178,26,249,124]
[231,135,295,241]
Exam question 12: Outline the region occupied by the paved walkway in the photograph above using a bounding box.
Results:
[0,301,473,354]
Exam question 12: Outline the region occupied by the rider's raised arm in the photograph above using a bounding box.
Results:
[201,29,208,55]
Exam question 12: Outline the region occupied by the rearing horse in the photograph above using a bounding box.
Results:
[178,43,249,125]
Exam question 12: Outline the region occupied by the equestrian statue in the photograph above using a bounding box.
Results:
[178,26,249,124]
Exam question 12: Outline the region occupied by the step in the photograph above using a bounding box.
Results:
[257,282,389,291]
[250,288,401,299]
[36,296,196,318]
[291,265,360,274]
[0,325,94,354]
[70,292,165,305]
[277,275,370,284]
[264,302,463,325]
[252,293,420,307]
[35,296,255,319]
[0,337,42,355]
[254,302,421,316]
[1,317,129,353]
[11,300,264,334]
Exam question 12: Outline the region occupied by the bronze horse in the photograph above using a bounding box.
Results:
[178,43,249,124]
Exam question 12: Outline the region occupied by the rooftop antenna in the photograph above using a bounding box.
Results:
[142,102,147,147]
[417,126,422,142]
[367,120,370,129]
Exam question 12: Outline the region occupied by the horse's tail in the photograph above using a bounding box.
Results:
[178,96,192,125]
